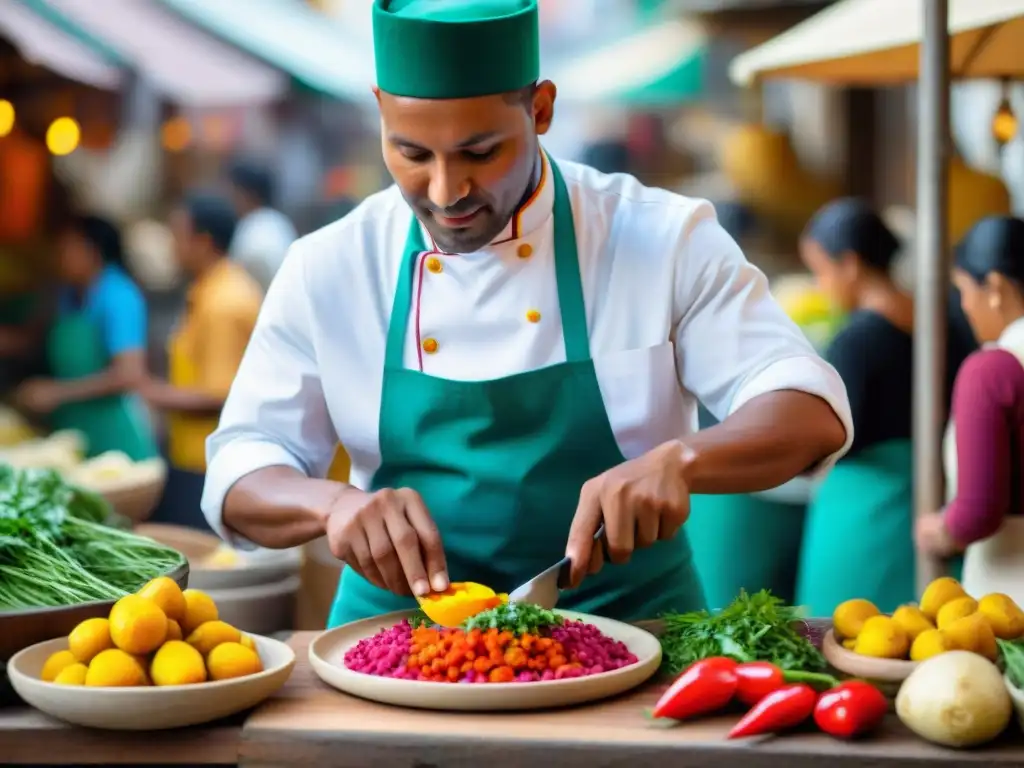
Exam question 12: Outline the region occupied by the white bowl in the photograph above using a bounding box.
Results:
[310,609,662,712]
[6,634,295,730]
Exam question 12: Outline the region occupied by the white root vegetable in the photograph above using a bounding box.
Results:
[896,650,1012,748]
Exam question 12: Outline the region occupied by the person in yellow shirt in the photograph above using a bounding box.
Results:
[144,191,263,530]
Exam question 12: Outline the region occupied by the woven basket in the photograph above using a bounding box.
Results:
[76,458,168,524]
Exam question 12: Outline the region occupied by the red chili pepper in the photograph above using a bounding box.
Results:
[727,683,817,739]
[813,680,888,740]
[734,662,838,706]
[651,657,738,720]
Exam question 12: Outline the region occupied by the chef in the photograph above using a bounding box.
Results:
[202,0,853,628]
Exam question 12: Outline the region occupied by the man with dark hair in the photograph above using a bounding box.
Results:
[144,191,263,530]
[227,158,297,292]
[204,0,852,627]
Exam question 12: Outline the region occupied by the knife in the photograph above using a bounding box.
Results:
[507,523,610,610]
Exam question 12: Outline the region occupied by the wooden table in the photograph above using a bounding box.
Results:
[238,633,1024,768]
[5,632,1024,767]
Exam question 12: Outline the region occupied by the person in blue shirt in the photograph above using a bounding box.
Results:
[14,214,158,460]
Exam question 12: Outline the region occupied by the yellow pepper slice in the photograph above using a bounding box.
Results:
[416,581,508,627]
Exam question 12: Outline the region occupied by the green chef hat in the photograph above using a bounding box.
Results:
[372,0,540,100]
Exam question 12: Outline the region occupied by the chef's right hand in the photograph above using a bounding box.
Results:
[325,486,449,598]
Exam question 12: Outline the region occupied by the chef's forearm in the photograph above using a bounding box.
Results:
[680,391,847,495]
[221,466,342,549]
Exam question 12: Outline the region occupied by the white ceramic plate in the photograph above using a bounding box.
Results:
[309,609,662,711]
[7,634,295,730]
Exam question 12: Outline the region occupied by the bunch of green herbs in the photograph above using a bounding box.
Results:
[0,465,185,610]
[658,589,826,675]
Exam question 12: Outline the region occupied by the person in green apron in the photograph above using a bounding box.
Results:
[198,0,851,628]
[14,214,157,461]
[793,199,963,615]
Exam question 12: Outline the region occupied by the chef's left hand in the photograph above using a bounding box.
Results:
[565,439,693,588]
[915,512,961,558]
[14,378,65,414]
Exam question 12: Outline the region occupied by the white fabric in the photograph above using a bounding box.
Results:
[202,155,853,543]
[947,316,1024,600]
[729,0,1024,85]
[229,208,298,294]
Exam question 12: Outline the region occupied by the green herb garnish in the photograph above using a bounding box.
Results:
[0,465,187,610]
[658,589,826,676]
[461,602,564,634]
[998,638,1024,689]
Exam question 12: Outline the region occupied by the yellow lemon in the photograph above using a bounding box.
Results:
[166,618,183,642]
[40,650,78,682]
[53,662,88,686]
[150,641,207,686]
[936,596,979,630]
[186,620,241,655]
[85,648,148,687]
[919,577,968,621]
[239,634,256,652]
[909,628,953,661]
[108,594,168,655]
[943,613,1000,661]
[978,593,1024,640]
[892,605,934,641]
[832,599,880,640]
[138,576,187,623]
[206,642,262,681]
[68,617,113,663]
[181,589,219,635]
[853,615,910,659]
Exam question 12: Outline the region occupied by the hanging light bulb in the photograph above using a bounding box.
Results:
[46,117,81,156]
[992,80,1018,147]
[0,100,14,137]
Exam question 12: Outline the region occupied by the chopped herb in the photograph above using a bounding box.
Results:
[658,589,826,676]
[462,602,564,634]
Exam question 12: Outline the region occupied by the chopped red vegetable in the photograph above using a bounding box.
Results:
[651,656,738,721]
[813,680,888,739]
[727,683,817,739]
[734,661,838,706]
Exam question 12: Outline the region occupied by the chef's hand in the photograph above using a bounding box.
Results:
[915,512,961,558]
[325,486,449,598]
[14,378,64,414]
[564,440,693,588]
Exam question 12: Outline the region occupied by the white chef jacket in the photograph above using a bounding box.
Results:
[202,154,853,542]
[229,207,298,294]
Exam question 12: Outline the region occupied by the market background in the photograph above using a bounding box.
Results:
[0,0,1021,632]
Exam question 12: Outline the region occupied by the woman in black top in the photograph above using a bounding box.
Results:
[794,198,918,615]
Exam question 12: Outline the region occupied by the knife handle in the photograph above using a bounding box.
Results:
[556,523,608,589]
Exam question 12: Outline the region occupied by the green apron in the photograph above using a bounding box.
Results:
[47,312,158,461]
[687,493,805,610]
[795,439,915,616]
[328,159,705,627]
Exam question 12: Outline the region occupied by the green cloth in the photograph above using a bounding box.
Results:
[46,312,158,461]
[795,440,915,617]
[327,157,705,627]
[687,493,805,610]
[372,0,540,99]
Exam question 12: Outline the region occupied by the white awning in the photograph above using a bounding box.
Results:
[41,0,288,107]
[730,0,1024,86]
[0,0,121,89]
[159,0,375,103]
[550,18,706,104]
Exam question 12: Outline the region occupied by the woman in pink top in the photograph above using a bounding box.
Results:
[916,216,1024,603]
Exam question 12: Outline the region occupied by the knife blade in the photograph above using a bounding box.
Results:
[507,523,609,609]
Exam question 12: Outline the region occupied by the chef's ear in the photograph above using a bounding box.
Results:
[986,272,1010,309]
[533,80,557,136]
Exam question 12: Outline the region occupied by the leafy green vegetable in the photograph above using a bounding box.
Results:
[462,602,564,634]
[0,465,186,610]
[658,589,826,676]
[998,638,1024,689]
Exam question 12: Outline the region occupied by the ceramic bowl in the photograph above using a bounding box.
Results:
[7,633,294,730]
[822,629,917,686]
